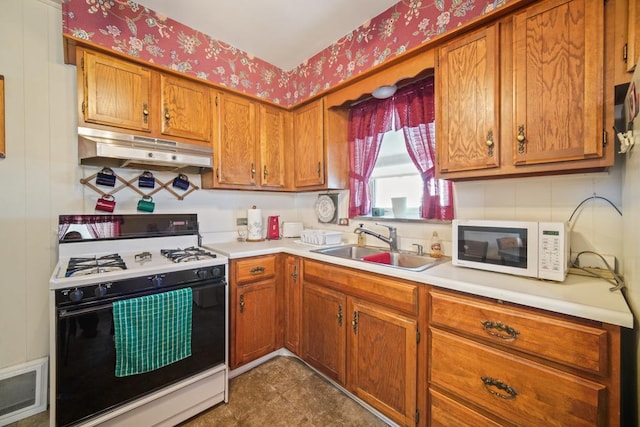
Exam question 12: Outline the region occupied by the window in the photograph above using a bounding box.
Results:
[348,76,454,221]
[369,125,436,219]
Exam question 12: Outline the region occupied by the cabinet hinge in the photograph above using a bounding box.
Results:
[81,101,85,114]
[416,328,420,344]
[415,410,420,424]
[215,96,218,106]
[603,129,607,147]
[80,56,84,70]
[624,43,628,63]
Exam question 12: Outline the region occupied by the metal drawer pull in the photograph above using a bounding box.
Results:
[239,294,245,313]
[481,376,518,400]
[250,266,265,274]
[481,321,520,340]
[337,304,343,326]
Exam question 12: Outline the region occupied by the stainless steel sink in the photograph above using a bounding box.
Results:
[311,244,446,272]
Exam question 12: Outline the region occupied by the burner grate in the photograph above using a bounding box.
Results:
[65,254,127,277]
[161,247,217,263]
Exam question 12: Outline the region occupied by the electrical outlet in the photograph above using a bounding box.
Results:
[572,252,617,272]
[236,217,247,226]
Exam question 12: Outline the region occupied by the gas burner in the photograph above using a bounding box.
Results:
[65,254,127,277]
[161,247,217,263]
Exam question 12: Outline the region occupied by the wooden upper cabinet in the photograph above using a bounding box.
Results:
[259,104,287,189]
[293,99,325,188]
[513,0,604,165]
[81,50,152,132]
[625,0,640,72]
[214,92,258,187]
[437,24,500,175]
[160,74,212,143]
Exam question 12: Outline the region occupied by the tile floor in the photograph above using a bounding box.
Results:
[9,356,389,427]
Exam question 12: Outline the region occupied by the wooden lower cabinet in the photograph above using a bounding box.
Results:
[428,288,621,426]
[347,298,418,426]
[283,255,302,355]
[302,282,346,384]
[230,255,281,369]
[302,260,420,426]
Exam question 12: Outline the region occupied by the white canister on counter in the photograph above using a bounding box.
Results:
[247,206,263,241]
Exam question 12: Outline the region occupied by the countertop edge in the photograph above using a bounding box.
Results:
[203,239,634,328]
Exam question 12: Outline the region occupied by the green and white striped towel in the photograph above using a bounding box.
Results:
[113,287,192,377]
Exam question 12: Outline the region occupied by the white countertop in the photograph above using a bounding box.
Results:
[203,238,634,328]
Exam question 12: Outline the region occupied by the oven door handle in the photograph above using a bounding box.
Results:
[58,303,113,319]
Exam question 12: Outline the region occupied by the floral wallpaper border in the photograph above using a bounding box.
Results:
[62,0,510,107]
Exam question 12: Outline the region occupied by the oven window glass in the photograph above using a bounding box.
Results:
[55,282,225,427]
[457,225,528,269]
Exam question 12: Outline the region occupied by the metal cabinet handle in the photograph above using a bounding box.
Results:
[164,107,170,126]
[481,321,520,340]
[517,124,526,153]
[142,103,149,123]
[291,265,298,282]
[250,163,256,179]
[352,311,358,333]
[239,294,245,313]
[486,129,494,157]
[337,304,343,326]
[481,376,518,400]
[250,266,265,275]
[263,165,268,180]
[317,161,321,177]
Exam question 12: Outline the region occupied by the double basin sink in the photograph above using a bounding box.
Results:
[311,244,447,272]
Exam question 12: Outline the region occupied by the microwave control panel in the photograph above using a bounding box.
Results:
[538,222,569,281]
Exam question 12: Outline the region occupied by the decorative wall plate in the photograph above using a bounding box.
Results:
[315,194,338,223]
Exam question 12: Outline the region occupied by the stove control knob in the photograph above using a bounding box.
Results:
[150,275,164,288]
[69,288,84,302]
[196,269,210,280]
[94,284,108,298]
[211,267,223,278]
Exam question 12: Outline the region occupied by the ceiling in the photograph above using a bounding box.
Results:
[137,0,399,71]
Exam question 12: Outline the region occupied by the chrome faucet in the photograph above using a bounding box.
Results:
[354,223,398,252]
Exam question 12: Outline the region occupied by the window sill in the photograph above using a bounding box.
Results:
[354,215,451,224]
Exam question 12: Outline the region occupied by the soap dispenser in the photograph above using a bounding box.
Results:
[357,224,366,247]
[430,231,442,258]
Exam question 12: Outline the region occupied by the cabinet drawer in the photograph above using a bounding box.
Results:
[234,255,277,283]
[430,329,606,427]
[429,290,608,375]
[429,389,502,427]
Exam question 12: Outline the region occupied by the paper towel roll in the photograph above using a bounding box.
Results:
[247,207,263,241]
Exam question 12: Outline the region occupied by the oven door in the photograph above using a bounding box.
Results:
[55,280,226,427]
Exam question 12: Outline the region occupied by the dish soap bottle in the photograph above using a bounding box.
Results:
[430,231,442,258]
[357,224,366,247]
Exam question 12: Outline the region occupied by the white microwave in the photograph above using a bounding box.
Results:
[452,219,570,281]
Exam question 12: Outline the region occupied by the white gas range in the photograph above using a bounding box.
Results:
[49,214,229,427]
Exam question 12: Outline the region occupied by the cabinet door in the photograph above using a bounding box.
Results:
[82,50,151,132]
[302,282,346,384]
[347,298,417,427]
[626,0,640,71]
[293,100,325,188]
[513,0,603,165]
[284,256,301,355]
[160,74,212,143]
[215,92,258,187]
[437,24,500,175]
[259,104,287,188]
[233,278,278,368]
